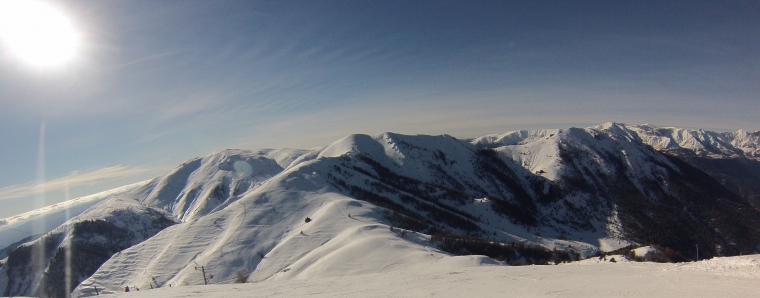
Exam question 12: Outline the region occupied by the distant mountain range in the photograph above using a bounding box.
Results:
[2,123,759,298]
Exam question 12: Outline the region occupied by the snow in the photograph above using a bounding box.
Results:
[317,134,384,159]
[471,129,562,147]
[136,149,310,222]
[253,148,314,170]
[597,237,631,252]
[66,123,752,296]
[0,181,147,249]
[470,129,568,181]
[69,139,532,297]
[491,131,564,181]
[5,123,760,297]
[672,255,760,278]
[633,245,659,258]
[70,179,470,297]
[597,122,760,160]
[467,125,684,253]
[85,255,760,298]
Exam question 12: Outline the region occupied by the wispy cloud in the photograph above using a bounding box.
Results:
[112,51,176,70]
[0,165,157,201]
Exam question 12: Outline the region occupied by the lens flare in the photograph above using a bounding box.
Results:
[234,161,253,177]
[34,121,47,283]
[65,183,72,297]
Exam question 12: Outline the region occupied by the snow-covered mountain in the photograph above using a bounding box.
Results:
[475,122,760,160]
[1,123,759,298]
[0,182,148,256]
[474,122,760,208]
[622,123,760,159]
[0,193,175,297]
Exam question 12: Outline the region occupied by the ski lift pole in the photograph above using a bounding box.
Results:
[194,262,209,285]
[201,266,207,285]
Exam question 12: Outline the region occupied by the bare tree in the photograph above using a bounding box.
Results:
[234,270,250,283]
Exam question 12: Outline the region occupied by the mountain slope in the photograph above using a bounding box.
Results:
[0,194,175,297]
[475,122,760,208]
[74,126,760,296]
[619,123,760,159]
[1,149,312,297]
[72,146,477,296]
[610,123,760,208]
[2,123,759,298]
[0,182,147,252]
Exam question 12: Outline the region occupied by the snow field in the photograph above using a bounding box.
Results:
[90,255,760,298]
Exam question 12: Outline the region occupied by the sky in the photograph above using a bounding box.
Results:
[0,0,758,218]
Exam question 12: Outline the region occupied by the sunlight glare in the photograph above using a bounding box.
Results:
[0,0,80,68]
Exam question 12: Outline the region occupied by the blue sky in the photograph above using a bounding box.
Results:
[1,0,759,218]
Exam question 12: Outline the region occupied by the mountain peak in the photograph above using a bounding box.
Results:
[3,123,760,298]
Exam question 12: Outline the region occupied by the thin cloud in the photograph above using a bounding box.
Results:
[113,51,176,69]
[0,165,157,201]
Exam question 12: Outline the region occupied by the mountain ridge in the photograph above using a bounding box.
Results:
[2,123,759,298]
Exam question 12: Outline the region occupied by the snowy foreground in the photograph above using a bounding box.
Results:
[92,255,760,298]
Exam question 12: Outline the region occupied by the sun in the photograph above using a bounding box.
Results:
[0,0,80,68]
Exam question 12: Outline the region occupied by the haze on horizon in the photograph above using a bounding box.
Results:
[1,0,758,218]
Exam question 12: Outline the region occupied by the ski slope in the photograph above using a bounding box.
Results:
[88,255,760,298]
